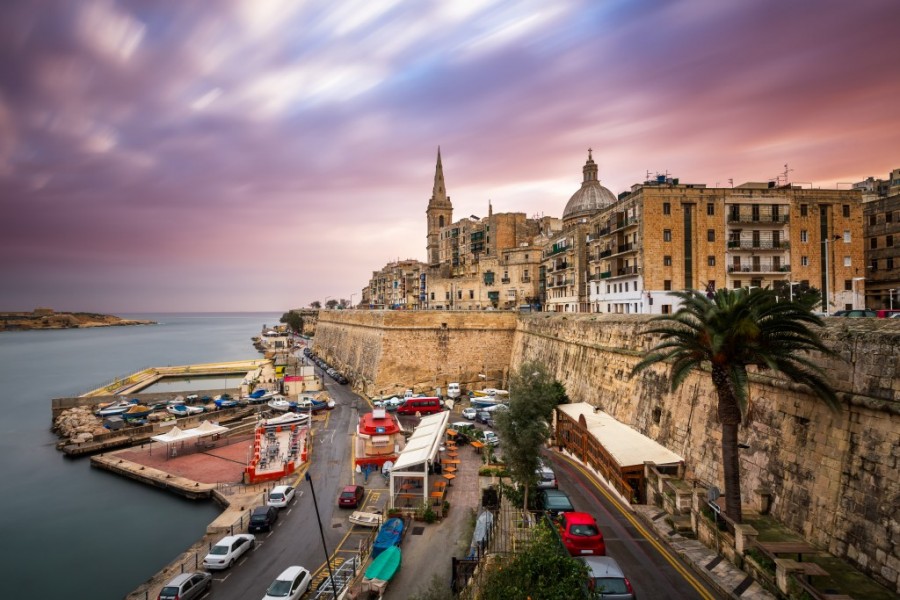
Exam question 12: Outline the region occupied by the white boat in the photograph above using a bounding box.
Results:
[267,397,292,412]
[256,390,278,402]
[264,412,309,428]
[167,404,205,417]
[470,396,507,409]
[349,511,383,527]
[95,399,137,417]
[295,397,336,411]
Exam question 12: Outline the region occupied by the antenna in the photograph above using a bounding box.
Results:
[783,163,793,185]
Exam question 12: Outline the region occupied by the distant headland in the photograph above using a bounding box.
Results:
[0,308,156,331]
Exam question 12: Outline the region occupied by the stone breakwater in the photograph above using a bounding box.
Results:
[314,310,900,592]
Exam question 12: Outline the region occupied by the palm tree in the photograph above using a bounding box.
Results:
[631,288,839,524]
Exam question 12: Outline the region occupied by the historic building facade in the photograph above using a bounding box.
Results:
[585,180,865,314]
[363,259,427,309]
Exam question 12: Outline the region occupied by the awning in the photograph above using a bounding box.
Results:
[391,411,449,471]
[151,420,229,444]
[557,403,682,468]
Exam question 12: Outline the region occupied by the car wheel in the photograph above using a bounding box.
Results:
[228,559,234,569]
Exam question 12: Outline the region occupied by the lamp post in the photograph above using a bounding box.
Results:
[890,289,896,310]
[305,472,339,598]
[349,293,356,309]
[788,281,801,303]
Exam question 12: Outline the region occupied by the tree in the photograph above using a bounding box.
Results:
[309,300,321,309]
[339,297,350,309]
[494,361,567,511]
[771,281,821,309]
[479,520,590,600]
[325,299,339,310]
[630,288,838,524]
[279,311,303,333]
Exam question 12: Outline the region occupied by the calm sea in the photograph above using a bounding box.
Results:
[0,312,282,599]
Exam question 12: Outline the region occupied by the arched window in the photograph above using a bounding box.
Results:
[439,216,445,228]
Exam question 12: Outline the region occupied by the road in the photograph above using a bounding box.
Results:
[206,377,372,600]
[547,451,722,600]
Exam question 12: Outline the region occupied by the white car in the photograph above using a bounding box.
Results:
[263,566,311,600]
[461,407,478,420]
[202,533,255,570]
[483,431,500,446]
[267,485,296,508]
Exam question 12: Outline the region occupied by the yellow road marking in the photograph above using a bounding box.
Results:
[556,453,717,600]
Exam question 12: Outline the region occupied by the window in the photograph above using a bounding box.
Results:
[842,205,850,218]
[887,212,894,224]
[801,230,808,243]
[430,292,435,300]
[887,235,893,247]
[843,230,851,243]
[871,238,878,249]
[707,203,715,216]
[664,280,672,291]
[469,290,474,299]
[457,290,462,299]
[445,292,450,300]
[751,279,762,288]
[708,256,716,266]
[663,256,672,266]
[663,202,671,215]
[663,229,672,242]
[707,229,715,242]
[887,257,894,270]
[661,305,672,314]
[800,204,808,217]
[869,215,877,226]
[801,256,809,266]
[733,280,742,289]
[524,269,529,277]
[870,259,878,271]
[844,279,852,291]
[843,256,851,267]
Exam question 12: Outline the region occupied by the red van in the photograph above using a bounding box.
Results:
[396,397,443,415]
[876,309,900,318]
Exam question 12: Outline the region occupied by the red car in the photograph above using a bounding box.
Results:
[338,485,365,508]
[557,512,606,556]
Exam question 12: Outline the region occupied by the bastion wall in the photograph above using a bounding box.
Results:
[314,310,899,589]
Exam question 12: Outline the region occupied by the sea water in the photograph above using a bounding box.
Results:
[0,312,281,598]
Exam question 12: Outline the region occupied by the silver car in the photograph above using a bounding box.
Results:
[536,464,557,489]
[158,572,211,600]
[581,556,636,599]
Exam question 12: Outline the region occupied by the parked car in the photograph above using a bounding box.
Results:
[249,505,279,532]
[267,485,296,508]
[202,533,255,570]
[462,407,478,420]
[558,512,606,556]
[891,313,900,319]
[482,431,500,446]
[535,489,575,517]
[835,309,876,317]
[581,556,636,599]
[536,463,558,489]
[263,566,312,600]
[476,411,494,426]
[338,484,365,508]
[876,309,900,318]
[158,572,211,600]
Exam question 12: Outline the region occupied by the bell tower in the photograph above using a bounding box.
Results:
[426,147,453,267]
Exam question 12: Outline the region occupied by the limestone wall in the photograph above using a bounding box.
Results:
[510,313,900,591]
[313,310,518,398]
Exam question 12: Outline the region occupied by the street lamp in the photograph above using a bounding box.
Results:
[788,281,801,303]
[349,293,356,309]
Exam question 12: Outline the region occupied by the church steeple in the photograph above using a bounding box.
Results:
[426,146,453,267]
[582,147,599,184]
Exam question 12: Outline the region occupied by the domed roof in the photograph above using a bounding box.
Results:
[562,150,616,224]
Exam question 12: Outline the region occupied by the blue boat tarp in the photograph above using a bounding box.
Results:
[372,517,404,557]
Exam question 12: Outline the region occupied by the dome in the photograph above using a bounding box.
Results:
[562,150,616,224]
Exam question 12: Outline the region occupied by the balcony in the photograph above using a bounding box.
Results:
[599,249,612,258]
[612,216,639,231]
[501,278,510,284]
[727,213,789,225]
[545,245,569,257]
[600,271,612,279]
[554,261,569,271]
[520,276,531,283]
[727,240,790,250]
[728,263,792,274]
[615,242,635,255]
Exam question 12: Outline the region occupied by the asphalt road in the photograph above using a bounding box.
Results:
[204,377,368,600]
[547,451,723,600]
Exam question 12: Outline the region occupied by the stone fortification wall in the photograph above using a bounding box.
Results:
[511,313,900,591]
[314,310,518,398]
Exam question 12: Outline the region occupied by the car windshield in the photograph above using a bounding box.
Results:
[160,587,179,596]
[341,491,355,498]
[266,579,292,596]
[595,577,629,593]
[251,514,266,521]
[270,493,284,500]
[570,524,599,536]
[209,544,228,555]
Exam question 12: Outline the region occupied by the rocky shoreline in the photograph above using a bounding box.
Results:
[0,309,155,331]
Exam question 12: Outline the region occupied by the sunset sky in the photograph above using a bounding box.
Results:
[1,0,898,313]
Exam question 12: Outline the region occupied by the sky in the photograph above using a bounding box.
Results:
[1,0,899,313]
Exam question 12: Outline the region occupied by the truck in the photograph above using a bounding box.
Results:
[447,382,461,399]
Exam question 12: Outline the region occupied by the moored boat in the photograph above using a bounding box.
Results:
[167,404,205,417]
[470,396,506,409]
[349,511,382,527]
[263,411,309,428]
[122,404,153,420]
[95,399,137,417]
[214,398,239,408]
[364,545,401,589]
[267,397,292,412]
[294,396,335,412]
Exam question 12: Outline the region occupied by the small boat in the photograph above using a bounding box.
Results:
[468,510,494,558]
[166,397,185,406]
[213,393,232,403]
[122,404,153,420]
[268,397,292,412]
[373,397,402,411]
[295,397,335,412]
[264,412,309,428]
[256,390,278,402]
[473,388,508,397]
[95,399,137,417]
[372,517,404,558]
[349,511,383,528]
[167,404,205,417]
[364,545,401,588]
[214,398,239,408]
[470,397,506,409]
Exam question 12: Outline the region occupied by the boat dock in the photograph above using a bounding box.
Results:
[80,359,270,397]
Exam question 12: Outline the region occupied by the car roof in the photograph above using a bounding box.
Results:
[342,485,361,492]
[561,511,596,524]
[215,534,246,543]
[276,565,308,580]
[252,505,274,514]
[166,573,194,585]
[271,485,291,492]
[581,556,625,578]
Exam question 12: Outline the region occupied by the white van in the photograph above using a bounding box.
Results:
[447,382,461,399]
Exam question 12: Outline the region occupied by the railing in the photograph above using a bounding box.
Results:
[727,213,790,224]
[728,264,791,273]
[727,240,790,250]
[599,249,612,258]
[617,243,635,254]
[600,271,612,279]
[520,277,531,283]
[501,278,510,284]
[553,261,568,271]
[616,266,638,276]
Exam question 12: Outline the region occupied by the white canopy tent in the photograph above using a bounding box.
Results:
[388,411,449,508]
[151,420,229,444]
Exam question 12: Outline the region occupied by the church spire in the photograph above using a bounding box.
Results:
[431,146,448,204]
